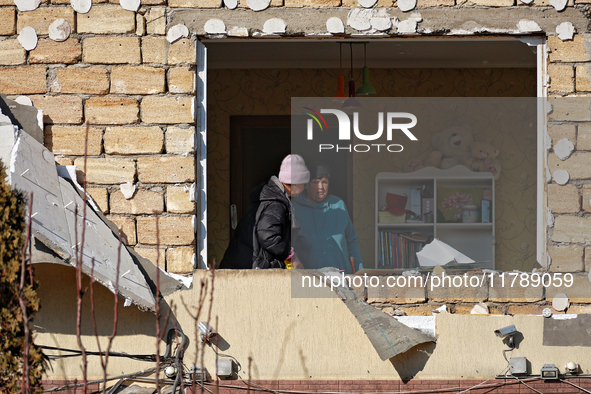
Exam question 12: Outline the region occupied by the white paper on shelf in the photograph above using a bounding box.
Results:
[416,238,475,267]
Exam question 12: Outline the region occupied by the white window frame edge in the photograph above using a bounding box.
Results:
[518,36,548,268]
[195,38,208,270]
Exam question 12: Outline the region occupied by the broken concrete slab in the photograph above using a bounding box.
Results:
[7,127,157,311]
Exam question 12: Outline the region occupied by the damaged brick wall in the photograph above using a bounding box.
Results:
[1,0,591,284]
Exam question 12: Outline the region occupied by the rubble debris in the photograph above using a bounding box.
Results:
[48,19,71,42]
[517,19,541,33]
[71,0,92,13]
[359,0,378,8]
[204,18,227,34]
[262,18,286,34]
[14,0,41,12]
[549,0,567,12]
[370,17,392,31]
[14,96,32,106]
[471,303,489,315]
[556,21,575,41]
[553,169,569,185]
[224,0,238,9]
[552,293,569,311]
[166,24,190,43]
[347,9,372,31]
[396,19,417,34]
[247,0,271,12]
[228,26,249,36]
[120,0,141,12]
[18,27,38,51]
[554,138,574,161]
[120,181,136,199]
[326,17,345,34]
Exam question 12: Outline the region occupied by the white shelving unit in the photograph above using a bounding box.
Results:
[375,166,495,270]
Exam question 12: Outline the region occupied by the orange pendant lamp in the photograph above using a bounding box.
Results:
[332,43,347,101]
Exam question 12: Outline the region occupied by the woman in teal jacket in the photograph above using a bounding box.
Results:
[293,163,362,274]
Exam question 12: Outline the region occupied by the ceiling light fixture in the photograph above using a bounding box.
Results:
[332,43,347,101]
[343,42,362,109]
[356,42,376,96]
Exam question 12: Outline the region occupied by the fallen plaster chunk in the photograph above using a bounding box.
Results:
[71,0,92,14]
[370,17,391,31]
[228,26,248,36]
[166,270,194,288]
[263,18,286,34]
[553,169,569,185]
[326,17,345,34]
[550,0,568,11]
[432,265,444,276]
[358,0,377,8]
[397,0,416,12]
[48,19,71,42]
[554,138,574,160]
[546,208,554,228]
[246,0,270,11]
[14,96,32,106]
[409,12,422,22]
[556,21,575,41]
[120,182,136,199]
[551,313,577,320]
[204,19,226,34]
[396,19,417,34]
[14,0,41,11]
[120,0,141,11]
[224,0,238,9]
[432,304,447,314]
[166,24,189,43]
[517,19,541,33]
[552,293,569,312]
[347,9,372,31]
[189,182,196,201]
[471,303,489,315]
[18,27,38,51]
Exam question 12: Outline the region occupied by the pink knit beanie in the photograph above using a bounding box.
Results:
[278,154,310,184]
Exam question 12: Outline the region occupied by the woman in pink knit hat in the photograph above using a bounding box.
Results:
[219,154,310,269]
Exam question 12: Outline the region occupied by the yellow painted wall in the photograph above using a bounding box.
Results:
[35,266,590,381]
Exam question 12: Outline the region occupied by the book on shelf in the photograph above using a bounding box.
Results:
[378,231,428,269]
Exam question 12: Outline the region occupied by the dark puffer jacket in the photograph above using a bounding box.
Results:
[252,176,292,269]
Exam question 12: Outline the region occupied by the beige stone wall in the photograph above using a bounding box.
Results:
[545,36,591,275]
[2,0,591,275]
[0,3,197,274]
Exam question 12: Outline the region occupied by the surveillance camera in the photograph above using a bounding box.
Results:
[566,362,579,373]
[494,325,517,338]
[198,321,217,342]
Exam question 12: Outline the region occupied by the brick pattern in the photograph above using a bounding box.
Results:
[546,34,591,275]
[183,378,591,394]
